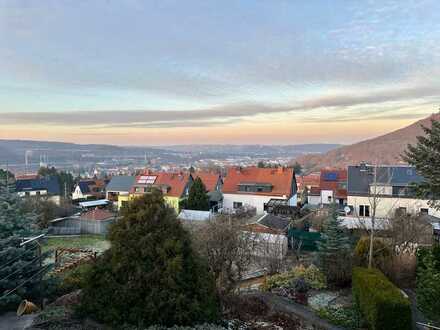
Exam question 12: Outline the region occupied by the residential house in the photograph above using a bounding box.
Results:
[296,173,320,204]
[15,175,61,205]
[105,175,136,203]
[222,166,297,214]
[119,171,193,214]
[346,163,440,219]
[193,171,223,210]
[307,169,347,207]
[72,179,107,201]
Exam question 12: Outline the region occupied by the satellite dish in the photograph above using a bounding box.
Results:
[344,206,351,215]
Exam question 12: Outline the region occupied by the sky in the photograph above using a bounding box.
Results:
[1,0,439,145]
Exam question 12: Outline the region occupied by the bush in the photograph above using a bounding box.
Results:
[417,249,440,323]
[262,264,326,291]
[352,267,412,330]
[354,237,391,272]
[316,306,359,330]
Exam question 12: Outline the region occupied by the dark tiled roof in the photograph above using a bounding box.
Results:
[258,213,290,231]
[78,181,94,193]
[348,164,424,195]
[106,176,136,192]
[15,176,60,195]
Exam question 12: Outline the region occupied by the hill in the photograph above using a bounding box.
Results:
[296,113,440,172]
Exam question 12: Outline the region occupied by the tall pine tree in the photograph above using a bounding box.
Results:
[186,177,210,211]
[404,116,440,210]
[317,208,352,286]
[0,186,44,311]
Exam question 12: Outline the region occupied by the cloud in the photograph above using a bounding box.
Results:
[1,84,438,129]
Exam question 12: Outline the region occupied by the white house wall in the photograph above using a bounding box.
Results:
[223,193,292,214]
[307,195,321,206]
[347,195,440,218]
[321,190,334,204]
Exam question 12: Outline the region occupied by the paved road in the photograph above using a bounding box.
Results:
[0,312,36,330]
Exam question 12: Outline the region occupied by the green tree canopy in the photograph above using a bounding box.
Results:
[404,117,440,210]
[79,191,219,327]
[317,208,352,286]
[186,177,210,211]
[292,162,302,175]
[0,169,14,190]
[0,187,45,311]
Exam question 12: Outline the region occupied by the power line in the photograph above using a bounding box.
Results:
[0,254,42,282]
[0,246,38,272]
[0,264,52,300]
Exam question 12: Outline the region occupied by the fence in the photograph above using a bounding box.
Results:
[49,216,114,235]
[288,228,321,251]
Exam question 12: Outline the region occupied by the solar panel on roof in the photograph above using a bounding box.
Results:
[137,175,157,184]
[324,172,338,181]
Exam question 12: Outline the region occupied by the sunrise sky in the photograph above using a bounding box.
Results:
[1,0,439,145]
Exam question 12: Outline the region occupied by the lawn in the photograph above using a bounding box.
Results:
[42,235,110,255]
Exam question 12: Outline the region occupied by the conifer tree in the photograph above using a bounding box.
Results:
[404,117,440,210]
[186,177,210,211]
[317,208,352,286]
[79,191,219,327]
[0,186,44,311]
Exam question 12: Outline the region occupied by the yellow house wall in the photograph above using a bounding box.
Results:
[117,194,181,214]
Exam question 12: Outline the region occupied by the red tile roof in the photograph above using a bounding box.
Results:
[223,166,295,197]
[319,169,347,191]
[296,173,320,191]
[310,169,348,197]
[132,171,191,198]
[193,172,221,192]
[80,209,115,221]
[242,223,284,235]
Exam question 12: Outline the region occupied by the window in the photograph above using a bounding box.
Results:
[359,205,370,217]
[396,207,407,216]
[420,208,429,215]
[233,202,243,209]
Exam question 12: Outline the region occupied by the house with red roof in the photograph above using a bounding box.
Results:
[193,172,222,192]
[296,173,320,204]
[121,171,193,213]
[193,171,223,210]
[307,168,347,207]
[222,166,297,214]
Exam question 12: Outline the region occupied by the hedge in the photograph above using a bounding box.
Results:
[352,267,412,330]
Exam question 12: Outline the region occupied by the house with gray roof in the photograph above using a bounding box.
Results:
[346,163,440,220]
[106,176,136,203]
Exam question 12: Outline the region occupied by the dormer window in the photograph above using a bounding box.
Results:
[238,182,273,193]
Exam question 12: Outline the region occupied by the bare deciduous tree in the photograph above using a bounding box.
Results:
[191,215,257,297]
